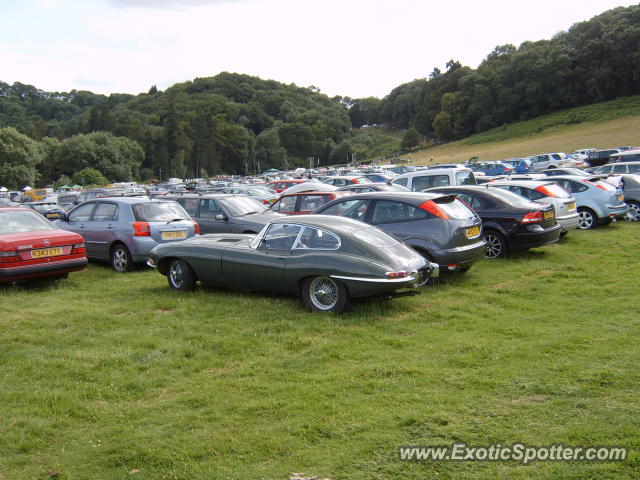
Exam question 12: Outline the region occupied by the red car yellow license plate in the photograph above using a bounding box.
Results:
[162,230,186,240]
[31,247,63,258]
[465,226,481,238]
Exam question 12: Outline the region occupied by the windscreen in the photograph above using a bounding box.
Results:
[456,171,477,185]
[0,210,56,234]
[219,196,267,216]
[434,197,476,219]
[132,202,190,222]
[488,187,543,208]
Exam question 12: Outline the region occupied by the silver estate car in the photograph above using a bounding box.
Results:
[487,180,579,234]
[543,175,628,229]
[55,197,198,271]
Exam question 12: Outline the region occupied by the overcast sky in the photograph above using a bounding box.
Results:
[0,0,636,99]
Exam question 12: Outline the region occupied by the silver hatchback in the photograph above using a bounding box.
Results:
[55,197,198,271]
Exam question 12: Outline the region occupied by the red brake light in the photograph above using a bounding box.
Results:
[352,179,359,184]
[534,185,556,197]
[419,200,449,220]
[386,271,409,278]
[0,251,20,263]
[520,211,543,223]
[192,221,200,235]
[72,242,86,254]
[133,221,151,236]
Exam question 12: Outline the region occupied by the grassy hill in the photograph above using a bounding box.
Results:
[371,95,640,166]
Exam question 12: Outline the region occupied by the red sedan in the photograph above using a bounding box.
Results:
[270,192,351,215]
[267,179,305,193]
[0,207,87,283]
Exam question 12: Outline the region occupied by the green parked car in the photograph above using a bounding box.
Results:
[147,215,439,313]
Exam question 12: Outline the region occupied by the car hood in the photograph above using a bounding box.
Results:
[235,211,283,225]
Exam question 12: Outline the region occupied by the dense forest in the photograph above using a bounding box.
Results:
[1,4,639,189]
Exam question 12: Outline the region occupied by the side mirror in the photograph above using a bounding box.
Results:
[215,214,226,221]
[73,200,79,205]
[58,213,67,222]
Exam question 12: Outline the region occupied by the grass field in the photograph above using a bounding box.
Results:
[1,222,639,479]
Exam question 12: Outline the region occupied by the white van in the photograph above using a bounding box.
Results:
[391,167,476,191]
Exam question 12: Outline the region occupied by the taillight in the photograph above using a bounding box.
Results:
[133,221,151,236]
[72,242,86,254]
[0,251,20,263]
[386,271,409,278]
[419,200,449,220]
[352,179,359,184]
[520,211,543,223]
[192,221,200,235]
[262,199,268,204]
[584,180,607,191]
[534,185,556,197]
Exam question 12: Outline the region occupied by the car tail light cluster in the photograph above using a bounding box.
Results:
[192,221,200,235]
[0,251,20,263]
[133,221,151,236]
[520,211,544,223]
[534,185,557,197]
[72,243,86,255]
[419,200,449,220]
[386,271,409,278]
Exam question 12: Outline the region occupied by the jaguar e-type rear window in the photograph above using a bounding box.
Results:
[353,228,400,247]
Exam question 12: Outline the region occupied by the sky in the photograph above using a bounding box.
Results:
[0,0,637,99]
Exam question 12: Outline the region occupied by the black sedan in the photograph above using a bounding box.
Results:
[427,186,562,258]
[313,192,486,272]
[21,202,66,220]
[148,216,439,314]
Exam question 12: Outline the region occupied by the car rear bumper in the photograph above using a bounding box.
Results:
[0,257,88,283]
[510,224,562,250]
[557,213,579,231]
[431,239,487,269]
[606,203,628,219]
[332,262,439,297]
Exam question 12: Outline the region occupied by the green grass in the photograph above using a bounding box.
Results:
[1,223,640,479]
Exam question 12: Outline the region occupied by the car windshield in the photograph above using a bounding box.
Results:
[219,196,267,216]
[0,210,56,234]
[246,187,274,196]
[132,202,190,222]
[353,227,401,247]
[436,198,476,219]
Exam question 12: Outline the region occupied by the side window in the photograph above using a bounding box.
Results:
[628,164,640,173]
[263,224,302,250]
[393,177,408,188]
[68,203,95,222]
[411,176,433,191]
[181,198,198,216]
[199,199,222,218]
[295,227,340,250]
[278,196,298,213]
[299,195,325,212]
[371,200,426,223]
[319,199,370,221]
[432,175,451,187]
[525,188,546,200]
[613,165,627,174]
[92,203,118,221]
[457,193,482,210]
[570,181,588,193]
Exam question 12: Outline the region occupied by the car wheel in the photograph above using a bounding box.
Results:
[167,259,196,291]
[302,276,350,314]
[626,201,640,221]
[484,230,508,259]
[111,243,133,272]
[577,208,597,230]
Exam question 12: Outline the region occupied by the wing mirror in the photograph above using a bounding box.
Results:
[215,214,227,221]
[58,213,67,222]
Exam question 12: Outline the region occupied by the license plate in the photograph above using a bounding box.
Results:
[465,226,481,238]
[616,194,623,201]
[31,247,63,258]
[161,230,186,240]
[566,202,576,211]
[544,210,554,219]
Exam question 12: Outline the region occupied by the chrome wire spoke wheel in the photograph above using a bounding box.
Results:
[578,210,594,229]
[484,234,502,259]
[169,262,184,289]
[626,202,640,221]
[309,276,339,311]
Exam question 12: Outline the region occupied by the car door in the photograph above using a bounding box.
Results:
[271,195,298,214]
[197,198,227,233]
[85,201,119,259]
[63,202,97,254]
[221,223,302,291]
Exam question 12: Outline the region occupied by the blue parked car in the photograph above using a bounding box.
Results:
[468,161,515,176]
[502,158,532,173]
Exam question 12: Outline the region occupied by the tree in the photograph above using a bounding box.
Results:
[72,167,107,186]
[0,127,43,189]
[400,128,420,150]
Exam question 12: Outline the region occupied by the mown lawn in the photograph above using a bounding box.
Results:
[1,223,639,479]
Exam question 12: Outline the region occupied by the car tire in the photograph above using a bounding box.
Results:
[167,259,196,291]
[302,276,350,314]
[577,207,597,230]
[111,243,133,272]
[484,230,508,259]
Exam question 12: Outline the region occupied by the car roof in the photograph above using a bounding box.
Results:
[270,214,375,234]
[280,191,346,197]
[394,167,471,178]
[541,175,602,182]
[488,180,553,187]
[321,191,450,203]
